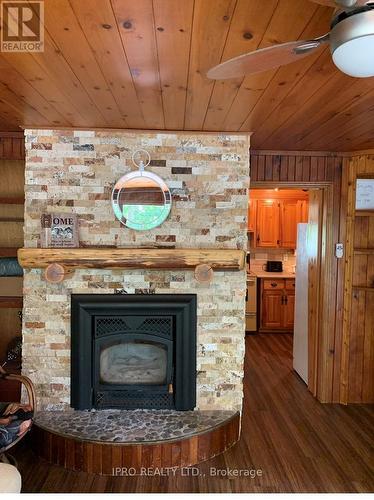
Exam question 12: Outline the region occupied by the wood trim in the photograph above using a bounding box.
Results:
[307,190,322,397]
[252,150,341,157]
[0,296,23,308]
[250,155,342,403]
[354,249,374,255]
[0,197,24,205]
[17,248,246,271]
[340,158,357,404]
[31,413,240,475]
[0,217,24,222]
[0,131,24,138]
[355,211,374,217]
[0,248,18,257]
[252,149,374,158]
[21,125,252,137]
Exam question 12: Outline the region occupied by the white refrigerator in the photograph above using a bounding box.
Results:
[293,223,309,384]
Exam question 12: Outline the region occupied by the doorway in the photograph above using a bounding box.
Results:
[246,182,334,400]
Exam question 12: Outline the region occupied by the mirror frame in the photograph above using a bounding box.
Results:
[112,170,172,231]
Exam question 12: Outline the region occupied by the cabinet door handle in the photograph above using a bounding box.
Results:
[271,282,277,288]
[284,295,288,305]
[257,234,260,243]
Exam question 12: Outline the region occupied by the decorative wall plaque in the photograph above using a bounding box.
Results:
[112,150,172,231]
[356,179,374,210]
[40,213,79,248]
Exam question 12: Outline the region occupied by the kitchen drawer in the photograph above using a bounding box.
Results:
[285,279,295,291]
[263,279,285,290]
[245,313,257,332]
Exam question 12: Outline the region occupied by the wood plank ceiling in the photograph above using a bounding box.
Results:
[0,0,373,151]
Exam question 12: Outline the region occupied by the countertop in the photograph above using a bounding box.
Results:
[248,271,296,279]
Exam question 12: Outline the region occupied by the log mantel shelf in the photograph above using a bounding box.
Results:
[17,247,245,271]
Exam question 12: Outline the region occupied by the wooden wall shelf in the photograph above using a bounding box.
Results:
[18,248,246,271]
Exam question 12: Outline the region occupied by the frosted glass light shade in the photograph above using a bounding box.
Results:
[332,35,374,78]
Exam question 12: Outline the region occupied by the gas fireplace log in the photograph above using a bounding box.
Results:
[17,248,246,271]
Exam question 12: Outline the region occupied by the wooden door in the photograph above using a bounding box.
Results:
[280,200,298,248]
[283,292,295,330]
[256,200,280,247]
[248,199,256,232]
[262,291,283,329]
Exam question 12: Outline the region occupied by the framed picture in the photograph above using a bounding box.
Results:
[40,213,79,248]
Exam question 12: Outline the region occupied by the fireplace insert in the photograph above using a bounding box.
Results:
[70,294,197,410]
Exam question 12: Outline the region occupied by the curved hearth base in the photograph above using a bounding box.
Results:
[31,411,240,475]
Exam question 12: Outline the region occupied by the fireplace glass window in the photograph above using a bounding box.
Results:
[99,341,167,385]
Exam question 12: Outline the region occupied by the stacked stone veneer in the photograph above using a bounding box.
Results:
[22,130,250,411]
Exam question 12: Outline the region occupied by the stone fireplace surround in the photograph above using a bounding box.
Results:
[22,129,250,413]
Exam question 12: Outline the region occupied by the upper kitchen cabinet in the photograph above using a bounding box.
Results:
[256,200,280,247]
[249,189,309,249]
[247,198,256,233]
[280,200,299,249]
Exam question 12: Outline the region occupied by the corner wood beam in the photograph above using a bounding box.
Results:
[17,248,245,271]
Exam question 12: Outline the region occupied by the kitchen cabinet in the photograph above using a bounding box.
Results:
[297,199,309,223]
[282,291,295,330]
[249,189,308,249]
[256,200,280,247]
[280,200,299,248]
[260,278,295,332]
[262,290,283,329]
[247,199,256,232]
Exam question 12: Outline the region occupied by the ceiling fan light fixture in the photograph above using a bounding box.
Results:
[330,8,374,77]
[332,35,374,76]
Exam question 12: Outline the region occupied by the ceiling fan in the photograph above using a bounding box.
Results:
[207,0,374,79]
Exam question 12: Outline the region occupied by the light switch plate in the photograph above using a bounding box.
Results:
[335,243,344,259]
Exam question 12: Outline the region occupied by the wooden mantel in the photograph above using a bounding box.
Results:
[17,248,245,271]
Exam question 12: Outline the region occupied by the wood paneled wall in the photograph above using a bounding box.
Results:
[250,151,342,183]
[0,133,25,255]
[251,150,374,405]
[0,132,25,160]
[340,155,374,404]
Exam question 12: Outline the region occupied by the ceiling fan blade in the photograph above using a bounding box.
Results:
[206,38,328,80]
[308,0,368,7]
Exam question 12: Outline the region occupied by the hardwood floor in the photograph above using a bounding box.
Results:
[14,333,374,493]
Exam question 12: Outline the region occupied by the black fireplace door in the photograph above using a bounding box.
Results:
[93,333,174,409]
[71,294,197,411]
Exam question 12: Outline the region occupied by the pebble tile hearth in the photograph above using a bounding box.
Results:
[35,409,237,443]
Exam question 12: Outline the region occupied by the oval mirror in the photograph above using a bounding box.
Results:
[112,170,172,231]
